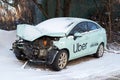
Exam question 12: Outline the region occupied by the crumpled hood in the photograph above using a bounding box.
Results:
[17,24,66,41]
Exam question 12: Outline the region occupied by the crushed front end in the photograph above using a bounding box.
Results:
[12,36,59,64]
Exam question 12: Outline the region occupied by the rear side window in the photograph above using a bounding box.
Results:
[87,22,99,31]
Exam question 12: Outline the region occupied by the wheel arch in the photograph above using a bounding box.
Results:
[94,42,105,58]
[95,42,105,54]
[100,42,104,47]
[60,48,70,60]
[51,48,69,71]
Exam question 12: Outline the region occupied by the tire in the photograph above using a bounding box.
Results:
[94,44,104,58]
[13,48,27,61]
[52,50,68,71]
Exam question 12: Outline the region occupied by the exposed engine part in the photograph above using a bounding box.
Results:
[12,36,59,64]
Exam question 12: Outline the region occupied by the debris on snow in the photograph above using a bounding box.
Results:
[21,61,28,69]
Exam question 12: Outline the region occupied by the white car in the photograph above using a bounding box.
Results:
[12,17,107,71]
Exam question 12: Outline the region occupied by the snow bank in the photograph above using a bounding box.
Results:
[0,29,120,80]
[107,42,120,54]
[0,29,16,48]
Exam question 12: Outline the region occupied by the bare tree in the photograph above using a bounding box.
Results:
[55,0,61,17]
[102,0,114,42]
[1,0,49,18]
[1,0,73,18]
[32,0,49,18]
[63,0,71,17]
[1,0,19,7]
[107,0,113,42]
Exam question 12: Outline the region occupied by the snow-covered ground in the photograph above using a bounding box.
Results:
[0,29,120,80]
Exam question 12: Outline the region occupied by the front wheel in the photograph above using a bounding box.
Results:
[94,44,104,58]
[52,50,68,71]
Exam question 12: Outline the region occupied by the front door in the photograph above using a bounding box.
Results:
[67,22,90,60]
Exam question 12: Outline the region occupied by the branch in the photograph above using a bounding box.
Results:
[32,0,49,19]
[93,0,99,12]
[1,0,19,7]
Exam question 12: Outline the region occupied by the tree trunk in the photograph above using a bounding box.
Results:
[32,0,49,19]
[55,0,61,17]
[63,0,71,17]
[107,0,112,42]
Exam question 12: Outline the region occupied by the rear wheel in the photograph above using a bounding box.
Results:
[52,50,68,71]
[94,44,104,58]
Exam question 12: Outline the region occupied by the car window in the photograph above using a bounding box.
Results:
[78,22,88,33]
[87,22,99,31]
[69,22,88,35]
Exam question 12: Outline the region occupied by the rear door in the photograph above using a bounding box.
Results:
[86,22,101,54]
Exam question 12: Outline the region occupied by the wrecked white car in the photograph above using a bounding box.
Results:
[12,17,107,71]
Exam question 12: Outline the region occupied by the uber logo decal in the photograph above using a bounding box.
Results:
[73,43,87,53]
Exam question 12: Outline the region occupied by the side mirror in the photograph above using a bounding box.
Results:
[74,32,82,37]
[73,32,82,40]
